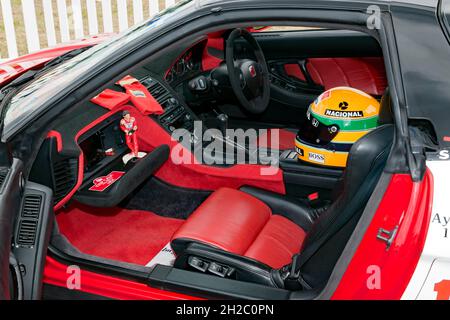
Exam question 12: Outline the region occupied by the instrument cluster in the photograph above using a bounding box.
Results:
[164,42,204,84]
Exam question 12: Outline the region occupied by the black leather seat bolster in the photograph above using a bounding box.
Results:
[239,186,315,231]
[174,242,282,288]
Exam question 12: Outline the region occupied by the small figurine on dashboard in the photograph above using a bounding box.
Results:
[120,110,146,164]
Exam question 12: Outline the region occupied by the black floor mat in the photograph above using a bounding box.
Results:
[120,177,211,219]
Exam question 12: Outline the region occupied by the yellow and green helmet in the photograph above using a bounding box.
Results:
[295,86,381,168]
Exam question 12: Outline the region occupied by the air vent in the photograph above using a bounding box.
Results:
[17,220,38,247]
[147,81,170,104]
[53,158,77,205]
[0,168,8,191]
[22,195,42,218]
[254,34,281,38]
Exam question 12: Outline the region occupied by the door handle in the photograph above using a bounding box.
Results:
[297,59,316,86]
[376,225,399,250]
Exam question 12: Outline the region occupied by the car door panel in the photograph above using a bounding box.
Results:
[0,158,23,300]
[304,57,387,95]
[11,181,54,300]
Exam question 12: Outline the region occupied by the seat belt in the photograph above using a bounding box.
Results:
[285,159,387,289]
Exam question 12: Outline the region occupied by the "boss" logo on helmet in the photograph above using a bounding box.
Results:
[325,109,364,118]
[308,152,325,164]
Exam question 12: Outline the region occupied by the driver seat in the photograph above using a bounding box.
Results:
[171,92,394,289]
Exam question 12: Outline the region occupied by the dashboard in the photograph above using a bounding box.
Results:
[30,70,200,209]
[30,40,215,209]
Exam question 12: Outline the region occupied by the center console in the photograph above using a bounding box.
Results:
[138,75,262,165]
[140,76,197,133]
[132,74,280,167]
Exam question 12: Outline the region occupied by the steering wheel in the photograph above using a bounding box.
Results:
[225,28,270,114]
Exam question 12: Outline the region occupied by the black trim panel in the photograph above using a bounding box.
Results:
[149,265,290,300]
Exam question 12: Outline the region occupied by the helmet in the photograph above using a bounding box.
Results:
[295,87,381,168]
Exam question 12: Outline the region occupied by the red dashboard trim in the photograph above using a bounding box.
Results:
[46,130,63,153]
[53,154,84,211]
[164,39,208,81]
[202,37,224,71]
[154,160,285,193]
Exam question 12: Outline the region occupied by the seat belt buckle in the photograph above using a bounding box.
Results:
[288,253,301,279]
[279,254,303,290]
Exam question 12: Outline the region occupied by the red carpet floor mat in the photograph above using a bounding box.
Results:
[56,203,184,265]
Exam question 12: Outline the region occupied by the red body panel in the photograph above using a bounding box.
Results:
[43,256,199,300]
[332,170,433,299]
[0,34,111,87]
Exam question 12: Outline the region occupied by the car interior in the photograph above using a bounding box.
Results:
[23,25,394,298]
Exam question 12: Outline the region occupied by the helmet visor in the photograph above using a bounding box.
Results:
[297,112,339,146]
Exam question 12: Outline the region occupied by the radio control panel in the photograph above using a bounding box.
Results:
[140,76,197,133]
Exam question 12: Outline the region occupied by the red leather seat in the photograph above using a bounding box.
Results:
[171,187,306,269]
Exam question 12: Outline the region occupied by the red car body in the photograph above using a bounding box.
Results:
[0,30,437,302]
[0,34,111,88]
[1,1,447,300]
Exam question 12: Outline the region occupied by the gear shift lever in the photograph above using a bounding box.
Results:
[217,113,229,138]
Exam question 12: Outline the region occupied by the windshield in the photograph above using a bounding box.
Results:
[2,0,194,140]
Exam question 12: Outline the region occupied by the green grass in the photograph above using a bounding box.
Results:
[0,0,170,59]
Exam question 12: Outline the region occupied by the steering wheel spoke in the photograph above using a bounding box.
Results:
[225,29,270,114]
